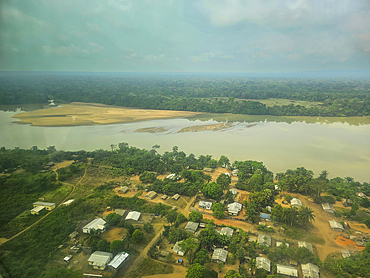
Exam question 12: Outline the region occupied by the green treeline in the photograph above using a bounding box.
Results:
[1,73,370,116]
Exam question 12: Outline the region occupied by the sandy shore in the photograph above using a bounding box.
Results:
[12,102,203,127]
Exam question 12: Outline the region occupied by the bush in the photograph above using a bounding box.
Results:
[132,229,144,243]
[188,211,203,223]
[285,195,293,202]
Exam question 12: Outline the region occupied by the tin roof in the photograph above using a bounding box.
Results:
[33,201,55,207]
[301,263,320,278]
[212,248,228,263]
[185,221,199,233]
[277,264,298,277]
[88,251,112,267]
[256,256,271,272]
[258,234,272,246]
[107,252,129,269]
[125,211,141,221]
[298,241,313,253]
[83,218,106,231]
[219,227,234,237]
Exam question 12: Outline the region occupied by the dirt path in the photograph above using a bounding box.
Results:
[125,227,165,276]
[0,167,87,246]
[181,194,197,217]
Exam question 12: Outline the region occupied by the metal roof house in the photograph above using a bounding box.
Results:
[232,169,239,177]
[172,194,181,200]
[33,201,56,210]
[199,200,213,210]
[301,263,320,278]
[298,241,313,253]
[161,194,168,200]
[83,218,106,234]
[30,206,44,215]
[204,168,213,172]
[256,256,271,272]
[107,252,129,271]
[260,213,271,220]
[276,264,298,277]
[258,234,272,247]
[229,188,238,195]
[329,220,344,231]
[228,202,242,216]
[290,198,302,207]
[125,211,141,221]
[145,191,157,200]
[212,248,228,263]
[341,249,354,258]
[114,209,127,217]
[63,199,74,206]
[185,221,199,234]
[276,241,290,247]
[118,186,129,193]
[88,251,113,270]
[172,241,185,256]
[357,192,366,198]
[219,227,234,237]
[322,203,335,214]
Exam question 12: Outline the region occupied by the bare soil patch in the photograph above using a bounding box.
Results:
[178,122,234,133]
[12,102,202,127]
[101,227,126,242]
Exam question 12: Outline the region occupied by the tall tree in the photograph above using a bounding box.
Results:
[179,238,198,264]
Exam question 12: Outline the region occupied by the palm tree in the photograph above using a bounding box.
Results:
[179,238,197,264]
[282,206,298,226]
[298,206,315,226]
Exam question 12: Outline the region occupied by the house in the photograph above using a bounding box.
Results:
[290,198,302,207]
[301,263,320,278]
[357,192,366,198]
[166,173,176,179]
[161,195,168,200]
[114,209,127,217]
[329,220,344,231]
[258,234,272,247]
[229,188,238,195]
[83,218,106,234]
[118,186,129,193]
[33,201,56,210]
[107,252,129,271]
[343,199,353,207]
[204,168,213,172]
[172,194,180,200]
[212,248,228,263]
[260,213,271,220]
[256,256,271,272]
[322,203,335,214]
[172,241,185,256]
[145,191,157,200]
[341,249,354,258]
[185,221,199,234]
[88,251,113,270]
[63,199,74,206]
[30,206,44,215]
[276,264,298,277]
[228,202,242,216]
[298,241,313,253]
[232,169,239,177]
[265,206,272,213]
[125,211,141,221]
[199,200,213,210]
[219,227,234,237]
[276,241,289,247]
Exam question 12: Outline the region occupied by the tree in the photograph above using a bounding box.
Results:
[193,249,210,265]
[212,203,225,219]
[39,267,81,278]
[166,210,179,224]
[143,222,154,233]
[110,240,124,253]
[216,173,231,190]
[131,229,144,243]
[175,213,188,226]
[105,213,121,226]
[225,270,242,278]
[189,211,203,223]
[298,206,315,226]
[186,263,216,278]
[97,239,110,252]
[179,238,198,264]
[217,262,224,273]
[218,155,230,168]
[202,182,223,200]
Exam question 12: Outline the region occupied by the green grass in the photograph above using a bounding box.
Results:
[127,258,174,278]
[41,183,73,204]
[304,233,325,245]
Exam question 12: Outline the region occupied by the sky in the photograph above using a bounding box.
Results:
[1,0,370,73]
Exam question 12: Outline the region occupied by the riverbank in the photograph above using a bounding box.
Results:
[12,102,203,127]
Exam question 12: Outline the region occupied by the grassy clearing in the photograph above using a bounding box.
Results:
[303,233,326,245]
[41,183,73,204]
[257,98,323,108]
[127,258,174,278]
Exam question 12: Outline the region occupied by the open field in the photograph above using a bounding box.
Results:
[12,102,202,127]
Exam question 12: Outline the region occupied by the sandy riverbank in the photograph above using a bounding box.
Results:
[12,102,203,127]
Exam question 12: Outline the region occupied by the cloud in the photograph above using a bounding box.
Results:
[192,50,234,62]
[89,42,105,53]
[107,0,132,11]
[42,44,90,57]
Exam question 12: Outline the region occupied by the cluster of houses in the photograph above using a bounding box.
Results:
[88,250,129,271]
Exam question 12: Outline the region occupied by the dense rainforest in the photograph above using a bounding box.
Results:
[1,72,370,116]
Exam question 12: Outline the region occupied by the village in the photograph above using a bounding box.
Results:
[23,162,370,278]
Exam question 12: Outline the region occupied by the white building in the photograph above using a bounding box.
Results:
[172,241,185,256]
[125,211,141,221]
[219,227,234,237]
[199,200,213,210]
[88,251,113,270]
[301,263,320,278]
[258,234,272,247]
[228,202,242,216]
[212,248,228,263]
[256,256,271,272]
[290,198,302,207]
[229,188,238,195]
[107,252,129,271]
[63,199,74,206]
[185,221,199,234]
[329,220,344,231]
[298,241,313,253]
[276,264,298,277]
[83,218,106,234]
[322,203,335,214]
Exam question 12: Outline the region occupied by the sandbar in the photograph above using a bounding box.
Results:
[12,102,203,127]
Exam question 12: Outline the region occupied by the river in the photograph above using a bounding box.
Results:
[1,107,369,182]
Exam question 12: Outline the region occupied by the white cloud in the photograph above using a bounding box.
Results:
[107,0,132,11]
[192,50,234,62]
[42,44,90,57]
[89,42,105,53]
